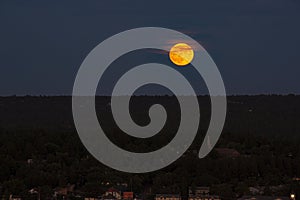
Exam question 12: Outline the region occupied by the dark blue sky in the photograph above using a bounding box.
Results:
[0,0,300,95]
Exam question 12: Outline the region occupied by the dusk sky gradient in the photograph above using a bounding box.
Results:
[0,0,300,95]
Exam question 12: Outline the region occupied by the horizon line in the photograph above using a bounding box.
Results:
[0,93,299,98]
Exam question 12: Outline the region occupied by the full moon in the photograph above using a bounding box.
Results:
[169,43,194,66]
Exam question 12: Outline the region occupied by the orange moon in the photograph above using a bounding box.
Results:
[169,43,194,66]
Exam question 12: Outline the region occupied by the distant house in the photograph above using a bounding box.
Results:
[189,187,210,196]
[237,196,290,200]
[103,194,117,200]
[28,188,38,194]
[9,195,22,200]
[188,195,221,200]
[249,187,263,195]
[104,188,122,200]
[54,184,75,197]
[188,187,220,200]
[27,158,33,165]
[123,192,134,200]
[155,194,181,200]
[292,177,300,181]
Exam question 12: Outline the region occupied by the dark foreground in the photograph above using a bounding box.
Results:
[0,95,299,200]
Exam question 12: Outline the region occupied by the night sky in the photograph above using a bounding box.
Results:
[1,0,300,95]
